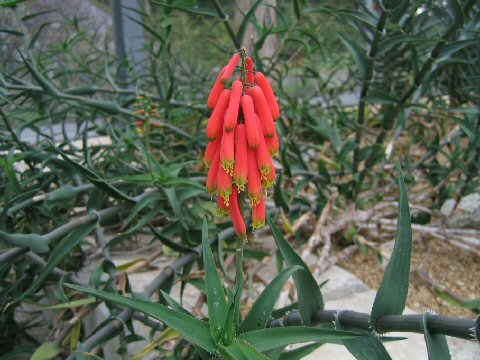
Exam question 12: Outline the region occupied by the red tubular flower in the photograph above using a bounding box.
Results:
[255,123,272,177]
[207,67,226,110]
[229,187,246,239]
[218,195,229,216]
[240,94,260,149]
[221,53,240,84]
[254,72,280,121]
[220,128,234,175]
[205,52,281,237]
[265,126,279,156]
[233,124,248,191]
[224,79,243,132]
[217,166,233,204]
[245,57,254,84]
[206,150,221,194]
[206,89,230,141]
[263,160,276,189]
[252,194,266,230]
[247,147,262,206]
[204,134,222,168]
[246,86,275,138]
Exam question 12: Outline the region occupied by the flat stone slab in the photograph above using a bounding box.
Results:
[82,247,479,359]
[305,266,479,360]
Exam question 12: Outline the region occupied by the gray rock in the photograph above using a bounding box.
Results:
[446,193,480,229]
[441,199,457,217]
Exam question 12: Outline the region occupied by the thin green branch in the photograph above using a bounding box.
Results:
[2,81,196,141]
[353,4,391,173]
[0,248,28,263]
[213,0,241,50]
[7,183,94,216]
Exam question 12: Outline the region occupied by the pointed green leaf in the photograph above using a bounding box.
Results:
[122,192,164,229]
[447,0,464,26]
[377,35,435,57]
[0,346,35,360]
[220,339,268,360]
[124,13,165,44]
[30,342,60,360]
[151,1,220,17]
[164,187,188,229]
[20,54,59,97]
[371,163,412,327]
[423,312,451,360]
[160,290,192,317]
[12,221,97,304]
[21,9,57,22]
[338,34,368,79]
[82,99,121,114]
[278,343,323,360]
[148,225,195,254]
[66,284,216,352]
[438,39,480,58]
[266,215,323,325]
[51,146,135,203]
[237,0,262,45]
[0,28,23,35]
[239,327,358,352]
[274,173,289,212]
[223,276,244,345]
[309,7,377,28]
[40,297,97,310]
[0,0,26,7]
[461,298,480,310]
[343,335,392,360]
[202,219,228,343]
[28,22,51,50]
[336,9,377,28]
[362,90,399,105]
[239,265,303,333]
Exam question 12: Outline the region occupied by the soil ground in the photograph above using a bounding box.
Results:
[339,238,480,318]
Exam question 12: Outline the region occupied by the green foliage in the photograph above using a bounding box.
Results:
[67,283,217,352]
[202,219,229,343]
[266,215,324,325]
[238,265,303,333]
[343,336,392,360]
[371,163,412,327]
[0,0,478,358]
[423,312,451,360]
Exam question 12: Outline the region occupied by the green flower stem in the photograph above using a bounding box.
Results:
[235,236,244,285]
[235,189,246,289]
[240,47,248,86]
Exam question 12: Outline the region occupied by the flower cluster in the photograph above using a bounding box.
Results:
[204,51,280,239]
[133,94,161,133]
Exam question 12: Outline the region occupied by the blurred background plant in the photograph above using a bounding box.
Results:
[0,0,479,359]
